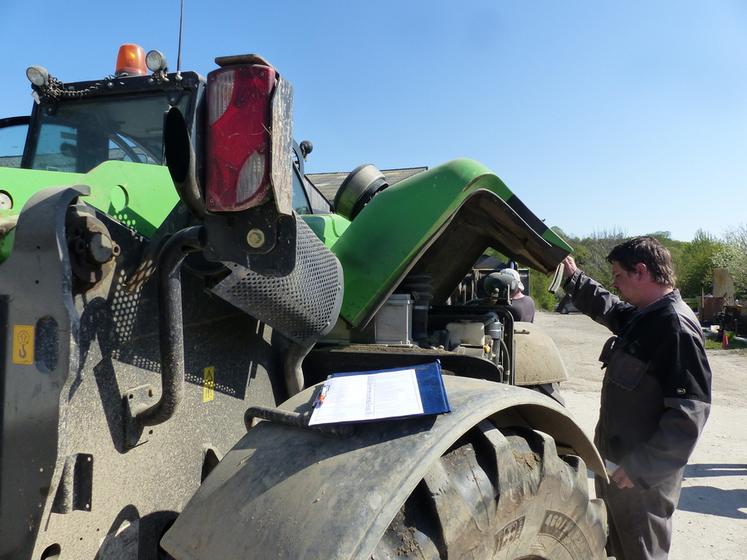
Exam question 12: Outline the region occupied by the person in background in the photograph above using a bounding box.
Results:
[561,236,711,560]
[499,268,535,322]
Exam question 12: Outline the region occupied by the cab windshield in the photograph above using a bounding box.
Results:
[27,92,192,173]
[21,87,321,215]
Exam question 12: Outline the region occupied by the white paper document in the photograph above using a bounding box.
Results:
[308,368,424,425]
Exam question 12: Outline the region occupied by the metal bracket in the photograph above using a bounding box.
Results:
[123,384,158,448]
[202,207,298,276]
[51,453,94,514]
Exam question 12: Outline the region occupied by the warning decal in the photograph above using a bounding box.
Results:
[12,325,35,365]
[203,366,215,403]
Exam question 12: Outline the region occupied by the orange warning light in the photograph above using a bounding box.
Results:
[115,44,148,77]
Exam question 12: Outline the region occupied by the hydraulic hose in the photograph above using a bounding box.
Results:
[497,337,512,384]
[136,226,206,427]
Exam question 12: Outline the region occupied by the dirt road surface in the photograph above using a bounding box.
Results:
[535,311,747,560]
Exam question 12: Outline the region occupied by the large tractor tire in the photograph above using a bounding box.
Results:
[161,377,609,560]
[374,422,608,560]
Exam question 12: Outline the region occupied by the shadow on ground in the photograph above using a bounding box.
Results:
[685,463,747,478]
[679,464,747,519]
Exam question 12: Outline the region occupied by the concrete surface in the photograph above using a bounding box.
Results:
[535,311,747,560]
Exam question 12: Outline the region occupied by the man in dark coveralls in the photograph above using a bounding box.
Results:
[561,236,711,560]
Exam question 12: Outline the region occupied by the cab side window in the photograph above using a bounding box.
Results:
[0,117,29,169]
[33,123,80,172]
[291,167,311,214]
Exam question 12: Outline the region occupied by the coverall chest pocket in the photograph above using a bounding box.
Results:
[606,349,648,391]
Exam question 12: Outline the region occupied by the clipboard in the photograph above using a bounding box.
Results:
[308,361,450,426]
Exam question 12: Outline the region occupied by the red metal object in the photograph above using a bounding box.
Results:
[205,65,276,212]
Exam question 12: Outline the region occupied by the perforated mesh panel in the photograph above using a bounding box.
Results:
[111,269,141,343]
[210,216,343,344]
[110,268,162,372]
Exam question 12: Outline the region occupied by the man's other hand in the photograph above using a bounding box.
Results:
[611,467,635,489]
[562,256,578,279]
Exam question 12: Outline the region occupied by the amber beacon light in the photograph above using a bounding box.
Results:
[115,44,148,77]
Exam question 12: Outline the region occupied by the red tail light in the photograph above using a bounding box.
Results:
[206,64,277,212]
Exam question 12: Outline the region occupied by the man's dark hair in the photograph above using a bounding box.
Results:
[606,236,676,287]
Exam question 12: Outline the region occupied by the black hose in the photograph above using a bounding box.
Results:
[498,337,512,384]
[245,406,354,437]
[165,107,206,218]
[136,226,206,427]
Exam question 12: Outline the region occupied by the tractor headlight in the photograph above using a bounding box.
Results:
[146,50,168,73]
[26,66,49,87]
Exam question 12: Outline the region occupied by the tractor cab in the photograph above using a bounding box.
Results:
[0,44,327,227]
[23,77,197,172]
[2,44,202,173]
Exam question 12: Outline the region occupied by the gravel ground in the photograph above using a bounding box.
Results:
[535,311,747,560]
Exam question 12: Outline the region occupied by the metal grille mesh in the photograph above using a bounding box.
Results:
[210,216,343,344]
[110,267,162,373]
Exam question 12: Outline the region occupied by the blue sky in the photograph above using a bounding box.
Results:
[2,1,746,241]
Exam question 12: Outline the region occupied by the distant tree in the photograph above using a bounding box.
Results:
[713,224,747,296]
[570,228,627,287]
[649,234,686,277]
[539,225,747,303]
[647,230,672,240]
[550,226,571,242]
[677,230,723,297]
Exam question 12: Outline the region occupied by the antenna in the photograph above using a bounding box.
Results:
[176,0,184,73]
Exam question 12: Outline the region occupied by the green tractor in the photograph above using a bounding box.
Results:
[0,45,608,559]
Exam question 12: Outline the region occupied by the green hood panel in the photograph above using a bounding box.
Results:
[0,161,178,237]
[302,214,351,249]
[0,162,179,261]
[2,158,569,330]
[0,167,81,216]
[332,159,572,327]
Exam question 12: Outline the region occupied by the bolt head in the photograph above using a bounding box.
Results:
[246,228,266,249]
[87,232,114,263]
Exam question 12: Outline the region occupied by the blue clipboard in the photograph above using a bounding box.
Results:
[324,360,450,417]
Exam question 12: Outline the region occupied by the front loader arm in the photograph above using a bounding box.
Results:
[0,186,86,559]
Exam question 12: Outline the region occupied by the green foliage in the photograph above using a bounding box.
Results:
[528,270,556,311]
[555,229,734,299]
[677,230,724,297]
[713,225,747,296]
[564,228,627,288]
[647,230,672,240]
[554,224,747,301]
[480,223,747,309]
[649,234,686,279]
[704,336,747,350]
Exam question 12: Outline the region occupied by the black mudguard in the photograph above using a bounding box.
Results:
[161,376,604,560]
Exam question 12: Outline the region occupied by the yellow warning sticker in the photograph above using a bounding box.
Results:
[203,366,215,403]
[12,325,35,365]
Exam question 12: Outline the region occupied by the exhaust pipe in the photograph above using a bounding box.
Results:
[164,106,206,219]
